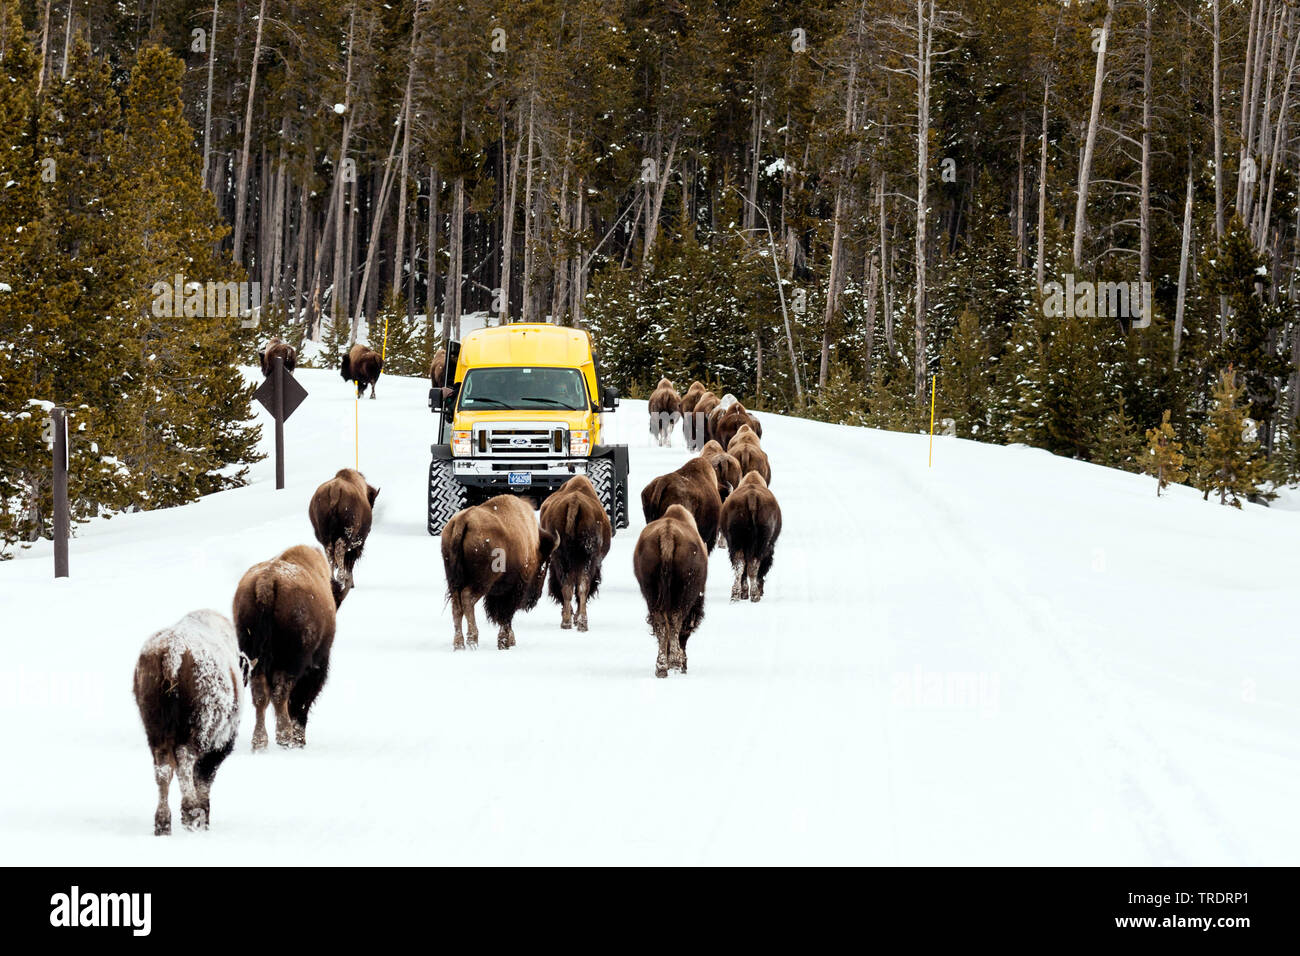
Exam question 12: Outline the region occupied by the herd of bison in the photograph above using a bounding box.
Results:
[130,348,781,835]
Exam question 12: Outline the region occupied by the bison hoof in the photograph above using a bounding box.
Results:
[561,618,573,630]
[576,619,588,633]
[154,816,171,837]
[252,730,268,751]
[655,666,668,678]
[181,808,208,831]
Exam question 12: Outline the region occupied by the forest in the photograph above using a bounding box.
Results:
[1,0,1297,547]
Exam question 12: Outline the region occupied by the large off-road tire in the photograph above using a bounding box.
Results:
[428,458,468,535]
[589,457,629,534]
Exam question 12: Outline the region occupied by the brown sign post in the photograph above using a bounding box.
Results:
[253,356,308,490]
[52,406,69,578]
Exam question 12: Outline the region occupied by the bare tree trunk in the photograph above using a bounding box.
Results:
[913,0,936,399]
[392,4,421,300]
[232,0,267,264]
[1015,119,1026,267]
[443,175,465,347]
[1036,71,1050,290]
[35,0,51,97]
[880,171,894,354]
[521,98,536,321]
[572,183,585,328]
[1072,0,1113,270]
[1173,166,1193,368]
[202,0,219,189]
[1257,12,1299,250]
[60,0,72,78]
[499,118,523,324]
[864,252,879,379]
[1213,0,1228,339]
[426,167,439,323]
[354,92,410,340]
[642,129,680,265]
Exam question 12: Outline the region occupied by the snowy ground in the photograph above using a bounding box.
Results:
[2,369,1298,865]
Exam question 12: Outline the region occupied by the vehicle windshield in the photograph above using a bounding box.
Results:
[458,366,589,412]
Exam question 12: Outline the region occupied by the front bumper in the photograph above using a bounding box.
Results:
[449,456,591,490]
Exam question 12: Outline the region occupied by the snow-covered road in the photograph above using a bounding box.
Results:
[2,368,1296,864]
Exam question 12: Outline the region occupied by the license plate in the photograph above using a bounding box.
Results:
[508,471,531,487]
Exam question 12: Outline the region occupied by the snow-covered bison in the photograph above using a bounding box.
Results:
[341,343,383,399]
[233,545,342,750]
[633,504,708,677]
[719,471,782,602]
[133,609,249,834]
[441,495,556,650]
[641,457,723,553]
[698,439,742,502]
[259,338,297,377]
[648,377,682,446]
[726,424,771,485]
[538,475,611,631]
[309,468,379,599]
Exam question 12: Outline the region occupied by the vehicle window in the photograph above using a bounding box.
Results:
[459,367,589,411]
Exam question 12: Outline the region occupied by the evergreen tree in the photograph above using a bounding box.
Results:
[1195,368,1270,508]
[1141,409,1187,496]
[1090,397,1142,473]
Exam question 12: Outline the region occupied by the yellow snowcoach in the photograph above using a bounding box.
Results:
[427,323,629,534]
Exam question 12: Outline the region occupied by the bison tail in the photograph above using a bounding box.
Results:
[340,353,353,381]
[241,575,278,672]
[134,651,188,752]
[441,517,471,599]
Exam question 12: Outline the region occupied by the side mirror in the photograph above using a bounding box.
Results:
[428,387,442,412]
[603,386,620,411]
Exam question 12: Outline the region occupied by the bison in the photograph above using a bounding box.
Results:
[648,377,682,447]
[719,471,782,602]
[726,424,771,485]
[309,468,380,599]
[441,494,556,650]
[429,346,448,387]
[713,401,763,449]
[698,439,741,502]
[133,609,249,834]
[259,338,297,377]
[679,380,707,416]
[685,389,720,450]
[233,545,342,751]
[641,457,722,553]
[538,475,612,631]
[633,504,708,678]
[341,343,383,399]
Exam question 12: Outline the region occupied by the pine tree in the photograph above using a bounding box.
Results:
[935,308,991,438]
[810,361,867,426]
[1141,410,1187,496]
[1090,397,1142,472]
[1195,368,1270,507]
[374,287,426,377]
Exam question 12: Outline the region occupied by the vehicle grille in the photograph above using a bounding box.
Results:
[483,427,566,456]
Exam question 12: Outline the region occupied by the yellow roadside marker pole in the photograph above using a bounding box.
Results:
[928,373,937,468]
[381,314,390,362]
[355,392,359,471]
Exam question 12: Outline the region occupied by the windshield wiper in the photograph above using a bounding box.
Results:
[464,396,511,407]
[521,396,577,408]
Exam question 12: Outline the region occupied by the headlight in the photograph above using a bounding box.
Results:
[452,430,472,457]
[569,430,591,456]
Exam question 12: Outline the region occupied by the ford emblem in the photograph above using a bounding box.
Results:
[509,436,530,447]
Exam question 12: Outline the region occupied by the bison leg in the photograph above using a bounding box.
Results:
[653,619,669,678]
[251,673,270,751]
[152,749,173,836]
[288,660,329,748]
[176,745,206,831]
[730,555,746,603]
[497,615,516,650]
[560,579,574,630]
[747,557,762,603]
[271,675,293,748]
[576,575,591,632]
[369,382,377,399]
[460,589,480,649]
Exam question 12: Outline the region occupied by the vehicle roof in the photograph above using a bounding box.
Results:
[458,322,595,370]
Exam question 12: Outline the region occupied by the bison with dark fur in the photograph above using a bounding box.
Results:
[640,457,722,553]
[309,468,380,599]
[633,505,708,677]
[538,476,611,631]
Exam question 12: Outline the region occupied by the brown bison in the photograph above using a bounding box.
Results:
[429,346,448,387]
[685,389,720,450]
[698,439,742,502]
[679,380,706,416]
[713,401,763,449]
[719,471,782,602]
[641,457,722,553]
[133,610,249,834]
[233,545,342,751]
[538,475,612,631]
[341,342,383,399]
[648,377,682,446]
[259,337,297,377]
[309,468,380,599]
[441,494,556,650]
[633,504,708,678]
[726,424,771,485]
